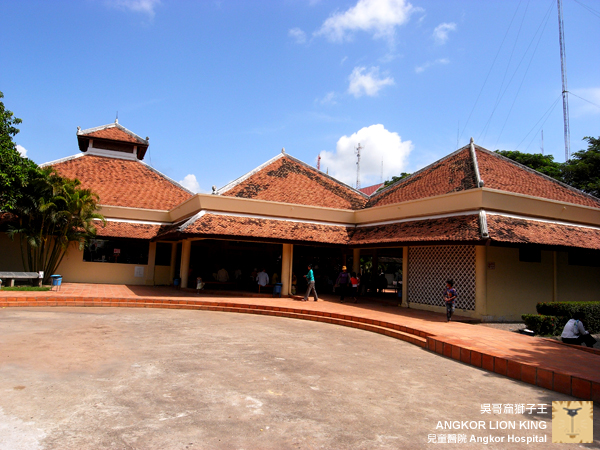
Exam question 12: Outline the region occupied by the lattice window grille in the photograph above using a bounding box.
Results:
[407,245,476,311]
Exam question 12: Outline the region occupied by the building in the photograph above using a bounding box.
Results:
[2,120,600,321]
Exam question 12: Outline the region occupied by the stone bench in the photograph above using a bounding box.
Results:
[0,272,43,287]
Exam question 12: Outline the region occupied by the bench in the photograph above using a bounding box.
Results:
[0,272,43,287]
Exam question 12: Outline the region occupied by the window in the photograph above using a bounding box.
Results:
[519,247,541,263]
[84,238,149,264]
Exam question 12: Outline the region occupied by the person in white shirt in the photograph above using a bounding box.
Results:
[561,312,597,347]
[256,268,269,293]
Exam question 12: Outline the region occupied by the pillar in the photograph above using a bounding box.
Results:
[145,242,157,286]
[401,247,408,307]
[169,242,177,283]
[475,245,488,318]
[180,239,192,289]
[281,243,294,296]
[552,251,558,302]
[352,248,360,275]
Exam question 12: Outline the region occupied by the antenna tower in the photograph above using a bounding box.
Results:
[317,154,321,171]
[355,143,363,189]
[557,0,570,160]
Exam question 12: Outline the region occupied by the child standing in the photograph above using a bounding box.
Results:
[444,280,457,322]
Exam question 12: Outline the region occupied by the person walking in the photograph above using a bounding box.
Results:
[256,268,269,293]
[561,312,597,347]
[335,266,351,303]
[444,280,457,322]
[303,264,318,301]
[350,272,359,303]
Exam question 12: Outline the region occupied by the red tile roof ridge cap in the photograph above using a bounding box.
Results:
[39,153,85,168]
[476,146,600,206]
[368,145,472,202]
[216,152,368,199]
[77,121,148,145]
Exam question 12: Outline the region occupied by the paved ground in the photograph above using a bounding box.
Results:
[0,307,598,450]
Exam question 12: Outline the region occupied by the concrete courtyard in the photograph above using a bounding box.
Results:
[1,307,598,449]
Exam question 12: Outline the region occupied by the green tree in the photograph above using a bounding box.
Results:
[494,150,563,181]
[0,91,42,212]
[1,91,105,282]
[562,137,600,198]
[383,172,411,188]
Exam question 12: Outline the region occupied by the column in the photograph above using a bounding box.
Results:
[169,242,177,283]
[552,251,558,302]
[145,242,157,286]
[352,248,360,275]
[281,243,294,296]
[402,247,408,307]
[180,239,192,289]
[475,245,488,318]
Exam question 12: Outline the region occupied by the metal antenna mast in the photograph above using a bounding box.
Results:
[355,143,363,189]
[317,154,321,171]
[557,0,570,160]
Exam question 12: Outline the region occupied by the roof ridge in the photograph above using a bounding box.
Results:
[216,152,286,194]
[77,121,148,145]
[368,145,471,201]
[477,146,600,205]
[39,153,84,168]
[138,159,196,196]
[283,153,369,199]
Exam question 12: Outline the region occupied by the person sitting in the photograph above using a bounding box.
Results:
[561,312,597,347]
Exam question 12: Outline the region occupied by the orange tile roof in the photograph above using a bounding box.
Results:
[476,148,600,208]
[350,214,482,246]
[51,155,193,210]
[220,155,367,210]
[94,220,165,240]
[81,126,146,144]
[486,214,600,250]
[160,213,352,245]
[368,148,477,208]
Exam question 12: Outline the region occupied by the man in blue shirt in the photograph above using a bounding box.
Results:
[444,280,457,322]
[303,264,318,301]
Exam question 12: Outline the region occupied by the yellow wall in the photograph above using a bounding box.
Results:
[0,234,25,271]
[154,265,172,285]
[56,242,152,285]
[556,251,600,302]
[485,246,554,321]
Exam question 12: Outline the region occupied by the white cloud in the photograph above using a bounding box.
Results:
[570,87,600,117]
[179,174,201,193]
[289,27,307,44]
[106,0,160,18]
[15,145,27,157]
[432,22,456,45]
[348,66,394,97]
[415,58,449,73]
[319,124,412,187]
[317,91,337,105]
[315,0,418,42]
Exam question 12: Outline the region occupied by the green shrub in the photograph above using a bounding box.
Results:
[522,314,561,336]
[536,302,600,334]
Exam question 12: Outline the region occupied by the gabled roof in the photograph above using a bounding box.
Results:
[476,147,600,208]
[359,183,384,196]
[367,142,600,210]
[77,121,148,145]
[47,154,194,210]
[217,152,368,210]
[368,146,477,208]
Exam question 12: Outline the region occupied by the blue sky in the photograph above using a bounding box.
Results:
[2,0,599,193]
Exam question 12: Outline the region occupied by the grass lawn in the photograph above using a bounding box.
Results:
[1,286,52,292]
